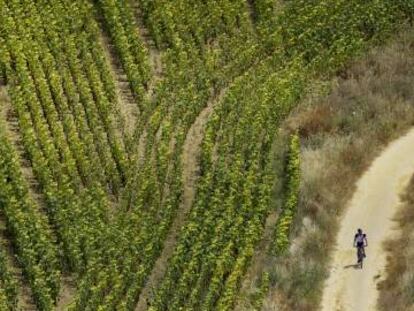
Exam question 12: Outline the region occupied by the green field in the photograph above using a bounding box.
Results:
[0,0,412,310]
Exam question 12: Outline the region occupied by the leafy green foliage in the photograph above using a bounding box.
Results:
[0,124,60,310]
[96,0,150,108]
[272,133,300,255]
[0,0,411,310]
[250,272,270,310]
[0,248,18,310]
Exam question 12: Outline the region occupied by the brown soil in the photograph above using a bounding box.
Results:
[55,276,76,311]
[97,26,139,138]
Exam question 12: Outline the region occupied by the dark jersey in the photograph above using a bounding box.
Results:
[354,233,366,247]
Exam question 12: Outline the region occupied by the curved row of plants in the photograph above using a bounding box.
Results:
[147,1,413,310]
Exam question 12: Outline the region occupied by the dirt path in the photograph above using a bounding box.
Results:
[56,276,76,311]
[129,1,163,102]
[134,88,227,311]
[97,28,138,137]
[181,89,227,211]
[320,127,414,311]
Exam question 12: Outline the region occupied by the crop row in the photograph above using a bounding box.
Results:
[272,133,300,255]
[1,0,112,278]
[32,0,128,191]
[96,0,151,112]
[138,0,253,49]
[0,123,60,310]
[1,0,411,310]
[0,247,18,310]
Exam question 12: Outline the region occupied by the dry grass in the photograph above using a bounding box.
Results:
[377,176,414,311]
[258,26,414,310]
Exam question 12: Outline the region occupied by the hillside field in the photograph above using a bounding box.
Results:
[0,1,413,310]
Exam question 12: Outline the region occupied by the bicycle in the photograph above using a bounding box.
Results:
[356,245,365,269]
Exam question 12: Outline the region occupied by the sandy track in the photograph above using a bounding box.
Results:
[320,128,414,311]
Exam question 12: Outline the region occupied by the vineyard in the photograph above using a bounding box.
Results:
[0,0,412,310]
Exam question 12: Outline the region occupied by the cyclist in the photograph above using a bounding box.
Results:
[353,228,368,258]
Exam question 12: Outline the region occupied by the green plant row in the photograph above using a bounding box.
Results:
[57,0,129,189]
[6,0,125,193]
[95,0,150,110]
[6,0,82,187]
[1,8,83,271]
[22,0,109,188]
[1,0,410,310]
[136,0,253,50]
[248,0,279,30]
[0,0,117,277]
[0,123,60,310]
[0,247,18,310]
[275,0,411,69]
[250,272,270,311]
[33,0,128,192]
[272,133,300,255]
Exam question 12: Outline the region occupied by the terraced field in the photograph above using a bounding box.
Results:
[0,0,412,310]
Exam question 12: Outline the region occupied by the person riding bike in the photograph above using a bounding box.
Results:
[353,228,368,258]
